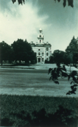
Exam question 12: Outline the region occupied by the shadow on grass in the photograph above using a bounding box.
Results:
[0,95,78,127]
[1,106,78,127]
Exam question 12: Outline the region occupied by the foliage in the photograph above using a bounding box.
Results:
[0,39,36,65]
[73,53,78,63]
[48,50,72,64]
[12,0,74,7]
[65,37,78,54]
[0,41,13,65]
[48,55,55,63]
[65,37,78,63]
[55,0,73,7]
[0,95,78,126]
[51,36,78,64]
[63,53,72,64]
[52,50,65,64]
[11,39,36,64]
[45,59,50,63]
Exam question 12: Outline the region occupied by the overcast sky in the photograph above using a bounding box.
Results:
[0,0,78,52]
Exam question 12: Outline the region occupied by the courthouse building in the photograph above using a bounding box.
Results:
[30,29,52,63]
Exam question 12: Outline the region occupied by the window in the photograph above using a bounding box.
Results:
[38,53,40,55]
[42,52,44,55]
[42,58,44,62]
[46,53,48,56]
[46,47,48,51]
[39,35,41,37]
[38,49,40,51]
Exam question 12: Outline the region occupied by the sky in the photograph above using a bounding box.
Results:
[0,0,78,52]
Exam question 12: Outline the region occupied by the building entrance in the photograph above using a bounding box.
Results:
[38,58,41,62]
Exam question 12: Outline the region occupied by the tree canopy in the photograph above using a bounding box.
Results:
[52,50,65,64]
[11,39,36,64]
[65,37,78,54]
[12,0,73,7]
[65,37,78,63]
[49,36,78,65]
[0,39,36,65]
[0,41,13,65]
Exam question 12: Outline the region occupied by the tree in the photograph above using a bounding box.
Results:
[49,55,55,63]
[63,53,72,65]
[52,50,65,64]
[30,52,37,64]
[12,0,73,7]
[11,39,36,64]
[65,37,78,63]
[65,37,78,53]
[0,41,13,65]
[73,53,78,64]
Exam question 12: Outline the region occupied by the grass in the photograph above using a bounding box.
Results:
[0,95,78,127]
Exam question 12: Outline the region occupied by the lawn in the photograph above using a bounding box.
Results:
[0,66,78,126]
[0,95,78,127]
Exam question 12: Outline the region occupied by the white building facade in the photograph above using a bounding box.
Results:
[30,29,52,63]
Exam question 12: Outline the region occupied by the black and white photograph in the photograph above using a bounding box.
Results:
[0,0,78,127]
